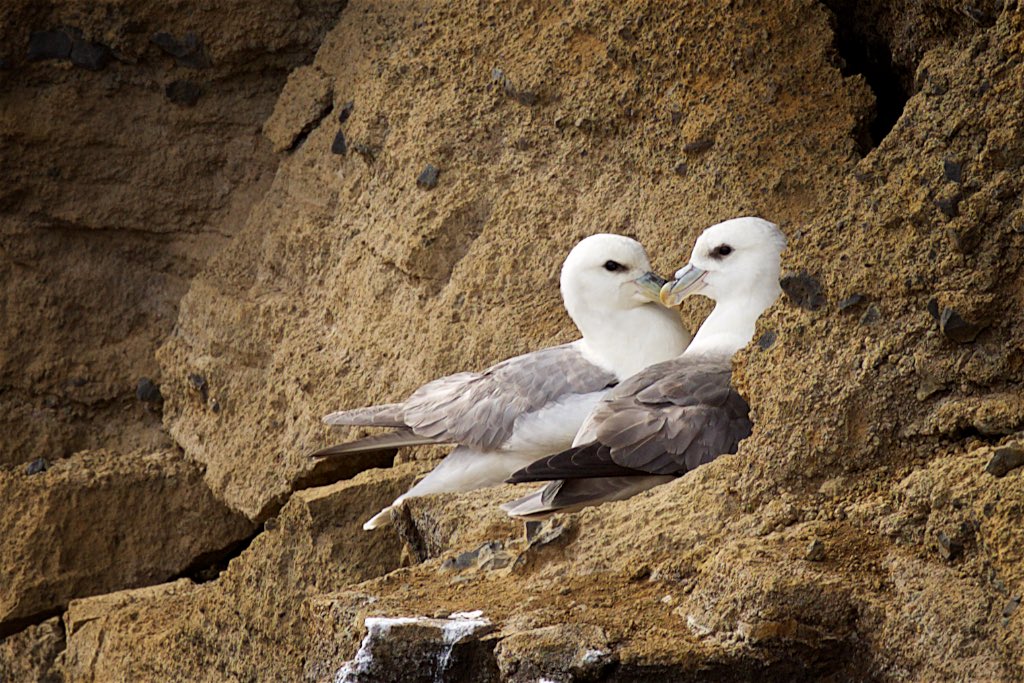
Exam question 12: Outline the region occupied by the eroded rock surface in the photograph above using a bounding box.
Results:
[3,0,1024,680]
[0,449,253,630]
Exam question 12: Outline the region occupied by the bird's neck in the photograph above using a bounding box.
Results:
[685,286,780,357]
[575,304,690,378]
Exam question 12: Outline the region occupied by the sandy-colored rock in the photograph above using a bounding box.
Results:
[263,65,335,153]
[494,623,614,682]
[0,0,347,468]
[62,464,425,682]
[4,0,1024,679]
[156,0,872,520]
[0,449,253,629]
[0,617,64,683]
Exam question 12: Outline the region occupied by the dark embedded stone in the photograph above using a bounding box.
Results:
[440,548,480,572]
[780,271,825,311]
[985,443,1024,478]
[27,31,72,61]
[26,458,48,476]
[673,162,688,177]
[1003,595,1021,619]
[943,158,963,183]
[337,100,354,124]
[927,298,940,320]
[618,26,637,41]
[935,530,962,561]
[859,304,880,324]
[757,330,776,350]
[136,378,163,404]
[188,373,209,402]
[70,40,111,70]
[682,139,714,154]
[165,80,203,106]
[151,32,210,69]
[934,194,961,218]
[939,307,981,343]
[210,398,221,414]
[838,293,864,311]
[417,163,440,189]
[670,110,682,125]
[514,90,538,106]
[805,538,826,562]
[330,129,347,155]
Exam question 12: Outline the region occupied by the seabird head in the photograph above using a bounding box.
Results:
[560,234,668,311]
[660,217,786,306]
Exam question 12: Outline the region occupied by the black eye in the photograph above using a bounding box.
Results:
[712,244,733,258]
[603,260,624,272]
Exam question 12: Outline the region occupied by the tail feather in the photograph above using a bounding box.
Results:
[363,505,396,530]
[503,475,675,519]
[323,403,407,428]
[308,428,441,459]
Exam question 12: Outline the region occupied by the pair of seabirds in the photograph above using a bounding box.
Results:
[311,217,786,529]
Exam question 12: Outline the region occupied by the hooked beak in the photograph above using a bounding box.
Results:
[660,264,708,306]
[632,271,669,303]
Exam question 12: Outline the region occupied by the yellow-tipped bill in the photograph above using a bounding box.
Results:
[660,264,708,306]
[633,271,669,302]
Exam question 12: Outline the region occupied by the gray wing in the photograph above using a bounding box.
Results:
[508,354,751,481]
[399,343,617,450]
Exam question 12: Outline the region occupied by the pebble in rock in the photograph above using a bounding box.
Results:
[780,271,826,311]
[682,139,714,153]
[985,443,1024,478]
[805,538,826,562]
[188,373,209,402]
[673,161,688,176]
[136,377,163,404]
[943,158,963,183]
[838,293,864,311]
[331,129,347,155]
[337,100,354,123]
[935,530,962,561]
[939,307,982,343]
[165,80,203,106]
[934,194,961,218]
[70,39,111,70]
[417,164,439,189]
[860,304,881,325]
[26,458,48,476]
[757,330,776,350]
[27,31,72,61]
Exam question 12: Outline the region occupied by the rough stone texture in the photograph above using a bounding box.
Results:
[0,0,348,468]
[0,617,64,683]
[263,64,335,152]
[157,0,873,520]
[4,0,1024,680]
[61,465,424,682]
[0,449,254,630]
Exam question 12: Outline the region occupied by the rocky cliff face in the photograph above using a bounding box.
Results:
[2,0,1023,681]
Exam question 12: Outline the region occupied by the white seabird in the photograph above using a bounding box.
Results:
[502,217,786,518]
[311,234,691,529]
